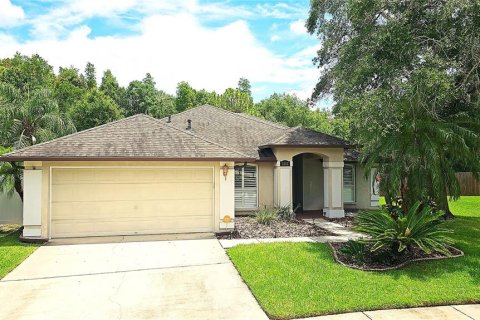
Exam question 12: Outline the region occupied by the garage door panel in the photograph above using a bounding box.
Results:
[52,199,213,219]
[50,167,214,238]
[52,168,212,185]
[52,215,213,238]
[52,182,212,203]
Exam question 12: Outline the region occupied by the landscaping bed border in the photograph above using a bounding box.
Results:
[329,242,464,271]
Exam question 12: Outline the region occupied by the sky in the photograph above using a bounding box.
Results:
[0,0,331,107]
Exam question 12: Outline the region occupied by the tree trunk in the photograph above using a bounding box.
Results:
[14,176,23,202]
[442,197,455,220]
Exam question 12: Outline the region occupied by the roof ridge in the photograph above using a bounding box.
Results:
[200,104,290,129]
[297,126,351,144]
[142,113,252,159]
[1,114,146,158]
[262,125,352,147]
[267,126,298,145]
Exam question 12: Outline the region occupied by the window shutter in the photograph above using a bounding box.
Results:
[343,165,355,203]
[234,165,258,209]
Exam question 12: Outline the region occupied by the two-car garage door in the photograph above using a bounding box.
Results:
[50,167,214,238]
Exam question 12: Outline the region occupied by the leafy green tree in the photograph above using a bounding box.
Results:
[218,88,253,113]
[69,90,123,131]
[54,67,87,113]
[0,83,75,201]
[361,82,480,217]
[307,0,480,135]
[99,69,124,106]
[123,73,158,116]
[256,93,333,133]
[146,90,176,119]
[0,82,75,148]
[237,78,252,98]
[84,62,97,89]
[0,53,55,92]
[175,81,196,112]
[307,0,480,215]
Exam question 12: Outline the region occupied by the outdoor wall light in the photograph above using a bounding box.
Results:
[222,163,229,180]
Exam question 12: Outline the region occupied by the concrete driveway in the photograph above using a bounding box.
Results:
[0,239,268,320]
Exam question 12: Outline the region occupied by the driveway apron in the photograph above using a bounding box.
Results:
[0,239,268,320]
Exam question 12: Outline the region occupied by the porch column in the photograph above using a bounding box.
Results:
[23,169,43,238]
[219,162,235,230]
[323,160,345,218]
[274,159,292,209]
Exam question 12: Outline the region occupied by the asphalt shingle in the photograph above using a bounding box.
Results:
[0,114,253,161]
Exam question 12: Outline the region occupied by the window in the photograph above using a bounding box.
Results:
[235,164,258,209]
[343,164,355,203]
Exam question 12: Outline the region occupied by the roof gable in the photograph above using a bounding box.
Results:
[1,114,253,161]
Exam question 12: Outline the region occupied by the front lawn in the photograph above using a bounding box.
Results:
[228,196,480,319]
[0,228,39,279]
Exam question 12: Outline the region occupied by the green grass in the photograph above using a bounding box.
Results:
[0,229,39,279]
[227,196,480,319]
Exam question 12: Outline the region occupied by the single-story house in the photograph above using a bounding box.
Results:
[0,105,379,241]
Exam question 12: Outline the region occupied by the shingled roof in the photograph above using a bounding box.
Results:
[260,127,353,148]
[0,114,253,161]
[166,105,353,160]
[1,105,355,162]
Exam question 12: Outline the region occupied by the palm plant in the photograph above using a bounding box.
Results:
[356,202,454,256]
[0,160,23,201]
[361,86,480,218]
[0,83,76,148]
[0,82,76,201]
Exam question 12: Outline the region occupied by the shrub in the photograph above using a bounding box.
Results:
[277,205,296,220]
[340,240,368,263]
[255,208,278,225]
[356,202,454,256]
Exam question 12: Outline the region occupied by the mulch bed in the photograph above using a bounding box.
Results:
[330,242,464,271]
[216,216,335,239]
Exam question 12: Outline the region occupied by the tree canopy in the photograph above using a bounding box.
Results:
[307,0,480,215]
[0,53,339,199]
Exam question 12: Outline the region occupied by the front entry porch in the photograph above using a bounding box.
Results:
[272,147,346,218]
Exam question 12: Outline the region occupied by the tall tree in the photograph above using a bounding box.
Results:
[0,83,75,200]
[361,81,480,217]
[69,90,123,131]
[175,81,196,112]
[307,0,480,216]
[218,88,254,113]
[0,53,55,92]
[146,90,177,119]
[54,66,87,113]
[84,62,97,90]
[99,69,123,106]
[306,0,480,132]
[256,93,333,133]
[237,78,252,97]
[0,83,75,148]
[123,73,158,116]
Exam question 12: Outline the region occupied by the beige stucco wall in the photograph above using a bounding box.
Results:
[258,162,274,209]
[25,161,227,239]
[344,163,378,210]
[272,147,345,163]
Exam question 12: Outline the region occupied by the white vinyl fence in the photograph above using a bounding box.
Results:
[0,191,22,225]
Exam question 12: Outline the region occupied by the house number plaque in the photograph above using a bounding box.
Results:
[279,160,291,167]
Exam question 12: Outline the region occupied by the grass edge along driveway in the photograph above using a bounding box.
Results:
[0,229,39,279]
[227,197,480,320]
